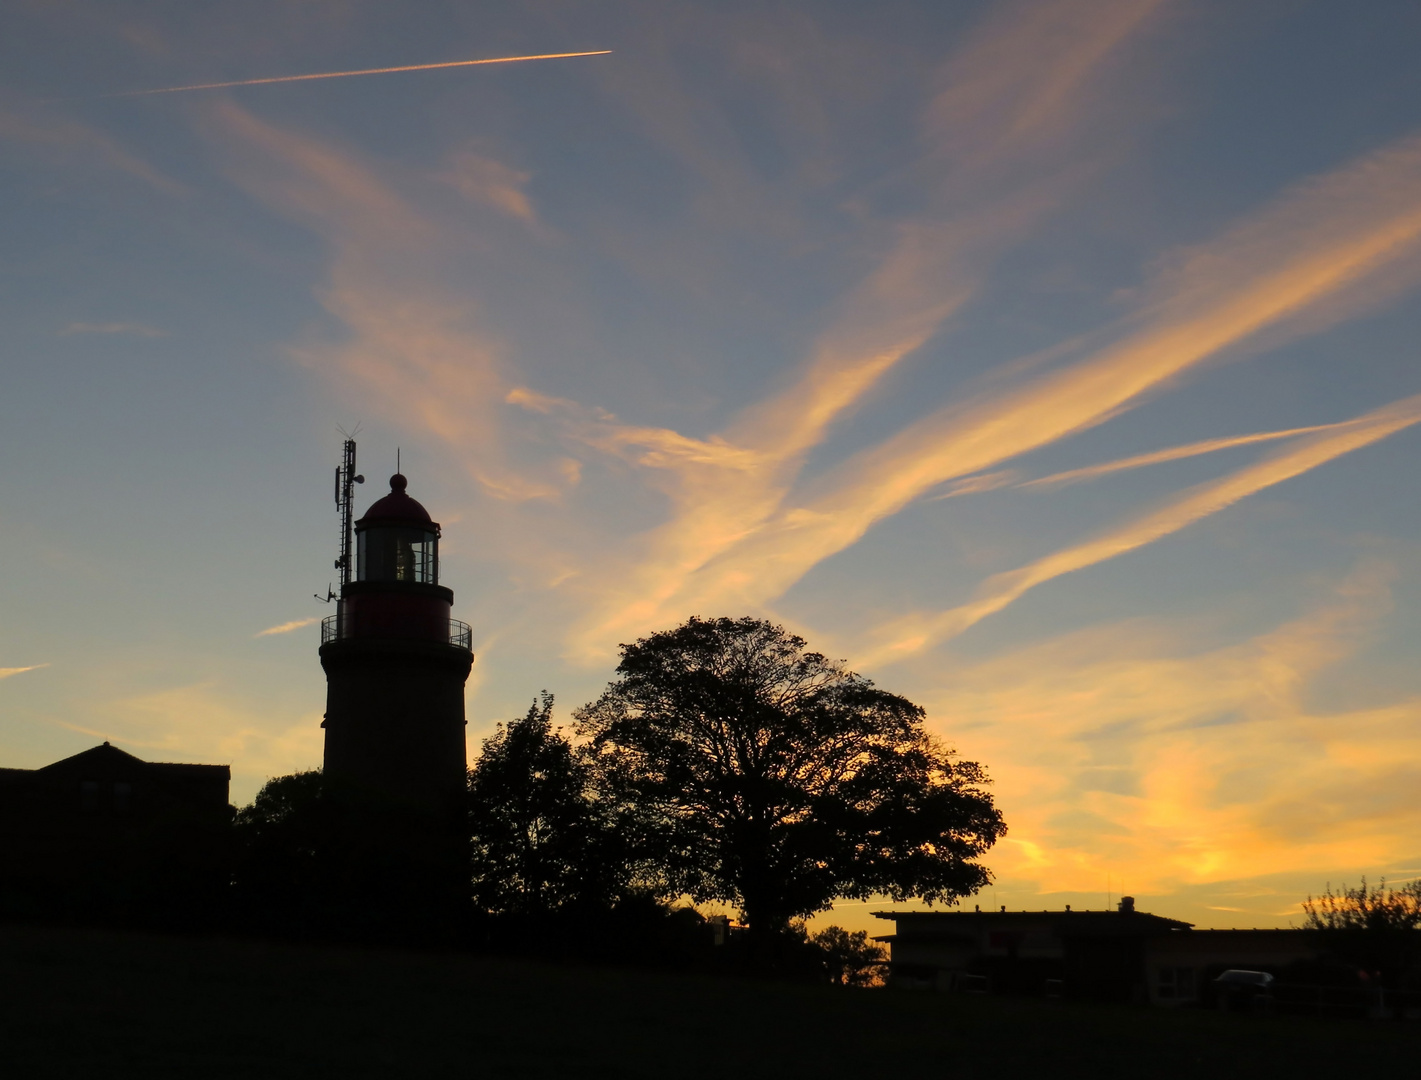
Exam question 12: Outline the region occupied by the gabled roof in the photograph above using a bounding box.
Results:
[35,743,147,773]
[28,743,229,778]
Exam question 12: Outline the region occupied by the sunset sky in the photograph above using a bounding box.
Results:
[3,0,1420,933]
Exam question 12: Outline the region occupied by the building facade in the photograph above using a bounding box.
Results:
[0,742,231,923]
[874,897,1322,1004]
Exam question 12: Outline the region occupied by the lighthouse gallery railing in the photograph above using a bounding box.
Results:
[321,614,472,651]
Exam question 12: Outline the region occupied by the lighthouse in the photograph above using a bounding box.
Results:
[318,447,473,813]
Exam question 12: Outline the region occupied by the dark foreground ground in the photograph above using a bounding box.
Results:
[0,923,1413,1079]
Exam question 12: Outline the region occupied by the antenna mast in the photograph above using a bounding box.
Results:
[334,438,365,586]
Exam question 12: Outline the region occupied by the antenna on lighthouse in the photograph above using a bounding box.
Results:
[318,433,364,602]
[335,437,365,586]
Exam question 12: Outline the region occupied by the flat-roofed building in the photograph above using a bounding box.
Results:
[874,897,1191,1000]
[874,896,1325,1003]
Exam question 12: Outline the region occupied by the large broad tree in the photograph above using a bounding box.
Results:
[575,617,1006,935]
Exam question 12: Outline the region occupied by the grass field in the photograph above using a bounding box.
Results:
[0,922,1413,1078]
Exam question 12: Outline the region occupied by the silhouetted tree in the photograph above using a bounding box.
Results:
[232,770,467,943]
[1303,878,1421,983]
[809,925,889,987]
[574,617,1006,940]
[468,693,645,916]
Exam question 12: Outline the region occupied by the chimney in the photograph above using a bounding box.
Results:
[1118,896,1135,914]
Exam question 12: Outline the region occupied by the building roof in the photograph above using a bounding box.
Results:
[30,742,229,778]
[357,474,435,528]
[873,908,1193,935]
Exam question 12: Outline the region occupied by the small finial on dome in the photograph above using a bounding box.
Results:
[390,474,407,493]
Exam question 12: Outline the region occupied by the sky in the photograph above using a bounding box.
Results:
[3,0,1420,934]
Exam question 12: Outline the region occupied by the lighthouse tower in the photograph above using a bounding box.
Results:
[318,460,473,812]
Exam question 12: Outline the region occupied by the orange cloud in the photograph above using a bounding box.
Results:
[0,664,48,681]
[910,559,1421,909]
[254,616,322,638]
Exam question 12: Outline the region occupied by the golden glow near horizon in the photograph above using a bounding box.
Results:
[105,51,613,98]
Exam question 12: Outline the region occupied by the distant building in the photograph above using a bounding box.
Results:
[873,896,1321,1004]
[1145,928,1321,1005]
[0,742,231,924]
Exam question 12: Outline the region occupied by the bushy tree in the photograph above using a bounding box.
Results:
[1303,878,1421,982]
[1304,878,1421,933]
[468,693,644,915]
[809,925,889,987]
[574,617,1006,937]
[232,771,467,942]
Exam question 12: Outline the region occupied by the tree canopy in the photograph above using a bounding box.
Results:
[574,616,1006,934]
[232,770,467,941]
[468,692,642,915]
[1302,878,1421,982]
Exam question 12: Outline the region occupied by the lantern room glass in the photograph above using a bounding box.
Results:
[357,527,439,584]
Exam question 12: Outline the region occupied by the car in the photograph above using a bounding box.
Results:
[1212,969,1275,1011]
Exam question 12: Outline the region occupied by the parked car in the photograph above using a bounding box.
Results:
[1213,969,1274,1012]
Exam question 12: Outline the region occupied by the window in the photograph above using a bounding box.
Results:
[357,528,438,584]
[113,781,132,812]
[1156,966,1196,1000]
[79,779,99,810]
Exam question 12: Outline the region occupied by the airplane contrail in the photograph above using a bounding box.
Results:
[103,50,613,98]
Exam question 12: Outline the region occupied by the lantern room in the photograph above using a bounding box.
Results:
[321,473,469,650]
[356,474,439,585]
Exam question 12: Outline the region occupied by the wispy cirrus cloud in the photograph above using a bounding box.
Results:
[545,0,1171,656]
[619,129,1421,636]
[438,151,540,226]
[0,108,184,194]
[859,393,1421,666]
[0,664,49,681]
[207,102,555,499]
[196,0,1171,647]
[933,415,1369,498]
[59,321,168,338]
[1017,421,1343,490]
[254,616,322,638]
[922,0,1167,177]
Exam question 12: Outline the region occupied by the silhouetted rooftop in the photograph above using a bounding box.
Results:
[25,742,230,778]
[872,907,1193,935]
